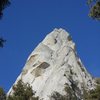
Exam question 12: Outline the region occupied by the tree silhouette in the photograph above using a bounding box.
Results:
[0,87,6,100]
[87,0,100,20]
[0,0,10,48]
[0,37,6,48]
[0,0,10,18]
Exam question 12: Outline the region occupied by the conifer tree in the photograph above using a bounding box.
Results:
[7,80,39,100]
[0,87,6,100]
[0,0,10,47]
[0,0,10,18]
[87,0,100,20]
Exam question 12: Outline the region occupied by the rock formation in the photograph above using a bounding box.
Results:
[8,28,95,100]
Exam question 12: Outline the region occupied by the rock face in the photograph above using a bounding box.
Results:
[8,28,95,100]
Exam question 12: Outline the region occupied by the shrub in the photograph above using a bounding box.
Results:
[50,91,67,100]
[83,84,100,100]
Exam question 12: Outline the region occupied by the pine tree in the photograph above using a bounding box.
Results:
[0,87,6,100]
[7,80,39,100]
[0,0,10,18]
[87,0,100,20]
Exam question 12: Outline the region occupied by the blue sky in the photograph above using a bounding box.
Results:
[0,0,100,92]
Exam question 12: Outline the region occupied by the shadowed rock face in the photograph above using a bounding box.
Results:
[8,28,95,100]
[31,62,50,77]
[27,54,38,65]
[37,62,50,69]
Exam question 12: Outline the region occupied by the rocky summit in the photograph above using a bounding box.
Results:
[8,28,95,100]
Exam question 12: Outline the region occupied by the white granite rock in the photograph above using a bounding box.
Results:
[8,28,95,100]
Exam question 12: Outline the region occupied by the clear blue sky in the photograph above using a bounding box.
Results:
[0,0,100,92]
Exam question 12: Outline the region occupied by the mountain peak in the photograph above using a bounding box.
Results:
[8,28,95,100]
[42,28,74,51]
[45,28,70,42]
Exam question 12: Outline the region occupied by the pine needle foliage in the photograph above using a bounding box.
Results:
[0,87,6,100]
[87,0,100,20]
[7,80,39,100]
[0,0,10,18]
